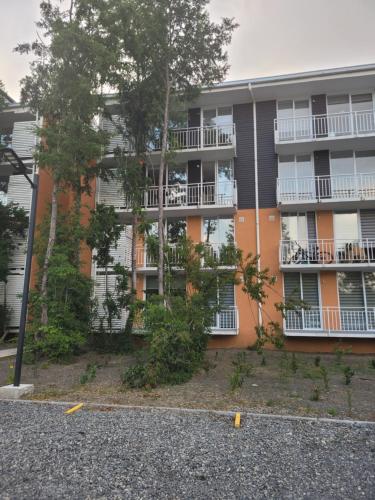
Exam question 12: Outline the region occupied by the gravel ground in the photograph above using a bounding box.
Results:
[0,400,374,499]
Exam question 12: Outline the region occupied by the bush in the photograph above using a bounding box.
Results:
[343,366,355,385]
[27,325,85,362]
[122,295,211,388]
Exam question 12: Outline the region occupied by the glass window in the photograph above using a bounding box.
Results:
[168,165,187,185]
[166,218,186,243]
[351,93,373,112]
[330,151,355,177]
[355,150,375,175]
[203,109,217,127]
[294,100,309,117]
[145,275,158,300]
[202,161,215,183]
[281,213,308,242]
[334,212,359,243]
[278,155,295,178]
[203,217,234,245]
[327,94,350,114]
[277,100,293,120]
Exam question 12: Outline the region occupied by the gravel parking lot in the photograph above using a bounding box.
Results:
[0,400,374,499]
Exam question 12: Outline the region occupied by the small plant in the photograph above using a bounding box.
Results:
[261,354,266,366]
[229,352,253,391]
[80,363,97,385]
[309,385,320,401]
[320,366,329,391]
[266,399,275,407]
[370,359,375,369]
[5,363,14,385]
[343,366,355,385]
[333,343,351,365]
[290,353,298,374]
[346,388,353,416]
[314,356,321,367]
[327,408,338,417]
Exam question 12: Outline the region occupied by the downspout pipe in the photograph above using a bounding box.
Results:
[248,83,262,326]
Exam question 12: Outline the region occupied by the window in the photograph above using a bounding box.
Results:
[144,275,158,300]
[210,281,236,329]
[278,155,314,199]
[327,93,374,136]
[168,165,187,185]
[351,93,374,113]
[284,273,321,329]
[166,218,186,244]
[203,217,234,245]
[338,272,375,330]
[203,107,233,127]
[330,151,375,198]
[327,94,350,115]
[334,211,359,246]
[277,99,311,140]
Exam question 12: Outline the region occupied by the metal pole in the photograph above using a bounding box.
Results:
[13,173,39,387]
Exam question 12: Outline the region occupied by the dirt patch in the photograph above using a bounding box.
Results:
[1,350,374,420]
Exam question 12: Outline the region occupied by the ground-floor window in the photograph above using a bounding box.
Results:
[283,272,320,329]
[338,272,375,330]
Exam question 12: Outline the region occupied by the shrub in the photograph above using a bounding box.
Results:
[314,356,321,367]
[310,385,320,401]
[343,366,355,385]
[320,366,329,390]
[80,363,97,384]
[122,294,212,388]
[229,352,253,391]
[27,325,85,362]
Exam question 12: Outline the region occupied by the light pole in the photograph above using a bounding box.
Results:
[0,147,38,397]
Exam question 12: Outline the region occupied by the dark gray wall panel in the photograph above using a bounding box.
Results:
[256,100,278,208]
[314,150,330,176]
[311,95,326,116]
[233,103,255,209]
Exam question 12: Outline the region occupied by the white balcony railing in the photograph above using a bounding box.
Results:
[280,239,375,266]
[274,110,375,143]
[212,307,238,331]
[277,173,375,204]
[106,124,236,154]
[136,243,237,269]
[285,307,375,334]
[126,180,237,210]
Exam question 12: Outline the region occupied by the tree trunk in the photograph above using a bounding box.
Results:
[131,214,137,292]
[158,74,171,296]
[40,181,58,329]
[72,181,82,269]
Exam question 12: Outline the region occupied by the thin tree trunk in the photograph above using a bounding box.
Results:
[73,182,82,268]
[131,214,137,292]
[158,73,171,296]
[40,181,58,329]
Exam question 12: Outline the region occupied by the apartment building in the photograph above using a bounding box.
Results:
[0,97,37,333]
[2,64,375,352]
[95,64,375,353]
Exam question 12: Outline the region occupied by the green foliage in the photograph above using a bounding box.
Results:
[0,80,7,113]
[320,366,329,391]
[27,211,93,360]
[229,352,253,391]
[27,325,85,362]
[310,385,320,401]
[327,408,338,417]
[290,353,298,373]
[343,366,355,385]
[370,359,375,369]
[80,363,97,385]
[333,343,352,365]
[314,356,321,367]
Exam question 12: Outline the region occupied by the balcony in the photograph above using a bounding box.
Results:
[98,180,238,221]
[277,173,375,210]
[274,110,375,153]
[280,239,375,271]
[136,243,238,272]
[211,307,239,335]
[103,124,236,163]
[284,307,375,338]
[132,306,239,336]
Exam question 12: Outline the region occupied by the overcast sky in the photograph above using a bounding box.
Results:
[1,0,375,101]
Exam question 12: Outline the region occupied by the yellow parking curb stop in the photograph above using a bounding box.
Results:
[65,403,84,415]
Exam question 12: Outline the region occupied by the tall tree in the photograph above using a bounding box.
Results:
[16,0,110,327]
[130,0,237,294]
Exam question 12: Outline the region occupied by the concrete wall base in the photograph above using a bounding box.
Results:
[0,384,34,399]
